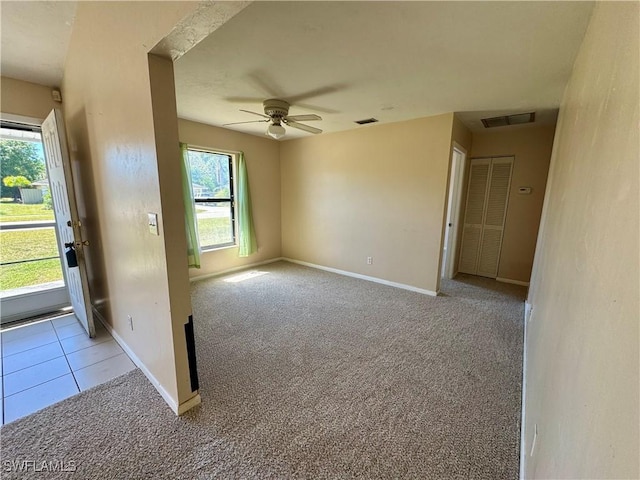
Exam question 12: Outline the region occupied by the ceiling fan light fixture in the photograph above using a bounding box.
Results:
[267,123,286,139]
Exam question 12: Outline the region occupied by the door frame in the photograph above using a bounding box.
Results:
[0,112,71,324]
[441,142,467,280]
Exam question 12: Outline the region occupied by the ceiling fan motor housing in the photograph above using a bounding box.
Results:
[263,99,290,122]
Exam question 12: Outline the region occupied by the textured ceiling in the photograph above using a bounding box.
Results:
[0,1,77,87]
[174,1,593,138]
[1,1,593,138]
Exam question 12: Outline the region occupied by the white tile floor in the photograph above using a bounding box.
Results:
[0,314,136,424]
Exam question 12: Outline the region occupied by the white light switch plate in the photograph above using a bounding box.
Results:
[148,213,159,235]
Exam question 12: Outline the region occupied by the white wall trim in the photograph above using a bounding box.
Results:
[497,277,530,287]
[282,258,438,297]
[0,112,45,126]
[92,307,188,415]
[519,301,532,480]
[189,257,284,283]
[177,393,202,415]
[1,285,70,324]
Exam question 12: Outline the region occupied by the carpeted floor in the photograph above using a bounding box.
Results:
[0,261,526,479]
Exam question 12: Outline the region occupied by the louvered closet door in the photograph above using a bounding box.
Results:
[477,157,513,277]
[458,159,491,274]
[458,157,513,277]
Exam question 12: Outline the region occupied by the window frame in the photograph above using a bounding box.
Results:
[188,147,236,251]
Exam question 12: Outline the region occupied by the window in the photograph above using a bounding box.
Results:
[187,149,235,250]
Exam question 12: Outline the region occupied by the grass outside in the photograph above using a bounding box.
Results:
[0,199,54,223]
[0,202,62,290]
[1,228,59,262]
[0,205,232,290]
[1,259,63,291]
[197,216,234,248]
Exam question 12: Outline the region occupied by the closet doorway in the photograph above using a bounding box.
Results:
[458,156,513,278]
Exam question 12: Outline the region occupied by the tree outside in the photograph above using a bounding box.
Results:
[188,150,231,198]
[0,138,60,292]
[0,140,46,200]
[2,175,32,201]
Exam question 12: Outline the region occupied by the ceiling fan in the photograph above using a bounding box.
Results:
[223,99,322,139]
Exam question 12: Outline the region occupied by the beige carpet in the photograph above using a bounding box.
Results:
[0,261,526,479]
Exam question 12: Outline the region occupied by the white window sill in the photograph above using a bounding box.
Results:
[201,244,238,254]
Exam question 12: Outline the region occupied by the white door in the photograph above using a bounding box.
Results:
[458,156,513,278]
[442,148,466,279]
[41,109,95,336]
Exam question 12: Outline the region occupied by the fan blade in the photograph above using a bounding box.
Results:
[223,119,269,126]
[224,96,263,104]
[284,119,323,134]
[287,84,348,103]
[286,114,322,122]
[239,109,270,119]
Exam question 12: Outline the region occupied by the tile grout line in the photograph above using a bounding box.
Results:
[3,352,67,376]
[2,317,123,422]
[2,327,101,361]
[1,316,81,424]
[51,320,82,393]
[2,339,60,358]
[4,372,73,399]
[72,351,127,375]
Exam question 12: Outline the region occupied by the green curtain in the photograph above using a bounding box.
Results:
[237,152,257,257]
[180,143,201,268]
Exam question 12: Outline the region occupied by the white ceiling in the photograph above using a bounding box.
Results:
[0,1,77,87]
[174,1,593,138]
[0,1,593,138]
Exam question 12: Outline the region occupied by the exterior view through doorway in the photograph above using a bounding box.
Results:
[1,110,94,338]
[0,121,69,323]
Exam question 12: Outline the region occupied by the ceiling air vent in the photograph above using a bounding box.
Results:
[481,112,535,128]
[354,118,378,125]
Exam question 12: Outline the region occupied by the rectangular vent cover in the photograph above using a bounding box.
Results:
[481,112,535,128]
[354,118,379,125]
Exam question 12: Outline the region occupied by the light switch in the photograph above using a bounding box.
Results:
[148,213,159,235]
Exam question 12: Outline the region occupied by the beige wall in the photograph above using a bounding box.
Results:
[178,119,282,278]
[524,3,639,479]
[281,113,454,293]
[62,1,200,411]
[470,126,555,283]
[451,114,472,152]
[1,76,58,121]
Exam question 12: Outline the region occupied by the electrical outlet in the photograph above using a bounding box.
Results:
[128,315,134,331]
[367,256,373,265]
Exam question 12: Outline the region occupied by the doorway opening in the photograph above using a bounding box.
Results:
[441,144,467,280]
[0,113,128,425]
[0,122,70,324]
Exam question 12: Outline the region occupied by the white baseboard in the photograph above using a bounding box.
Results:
[92,307,197,416]
[497,277,530,287]
[177,393,202,415]
[282,258,438,297]
[189,257,284,283]
[519,302,530,480]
